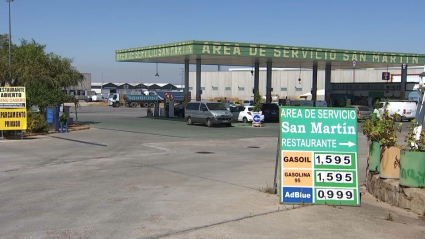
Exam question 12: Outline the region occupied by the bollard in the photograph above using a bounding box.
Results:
[66,122,68,133]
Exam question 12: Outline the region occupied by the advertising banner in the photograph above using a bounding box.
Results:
[280,107,359,206]
[0,87,26,108]
[0,108,27,130]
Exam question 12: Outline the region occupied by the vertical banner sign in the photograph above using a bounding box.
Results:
[0,87,26,108]
[280,107,359,205]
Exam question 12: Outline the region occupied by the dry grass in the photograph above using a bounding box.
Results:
[209,97,243,103]
[86,101,109,107]
[385,213,394,221]
[208,95,299,103]
[259,183,275,194]
[285,96,300,100]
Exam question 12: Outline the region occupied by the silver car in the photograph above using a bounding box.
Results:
[185,101,233,127]
[344,105,372,121]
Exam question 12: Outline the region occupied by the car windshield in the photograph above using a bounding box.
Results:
[359,107,370,111]
[247,107,254,111]
[206,103,227,110]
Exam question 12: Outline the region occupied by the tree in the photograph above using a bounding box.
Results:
[252,90,262,112]
[25,78,72,114]
[0,34,11,83]
[0,34,84,113]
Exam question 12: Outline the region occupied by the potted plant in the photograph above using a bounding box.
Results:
[60,113,68,132]
[375,106,402,179]
[251,90,262,127]
[362,117,380,172]
[400,120,425,187]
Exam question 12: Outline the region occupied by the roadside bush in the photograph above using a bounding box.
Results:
[27,112,49,133]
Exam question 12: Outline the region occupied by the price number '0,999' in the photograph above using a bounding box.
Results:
[315,154,351,166]
[316,189,354,201]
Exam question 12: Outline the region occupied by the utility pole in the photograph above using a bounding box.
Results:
[7,0,14,84]
[101,72,103,98]
[141,73,143,94]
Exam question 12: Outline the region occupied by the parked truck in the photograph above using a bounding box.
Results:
[108,91,189,108]
[108,91,190,108]
[124,94,159,108]
[108,93,157,108]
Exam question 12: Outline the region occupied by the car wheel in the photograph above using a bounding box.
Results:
[226,123,232,127]
[395,115,402,122]
[187,117,193,125]
[243,117,248,123]
[206,118,212,127]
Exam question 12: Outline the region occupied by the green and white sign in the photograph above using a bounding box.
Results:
[116,40,425,65]
[280,107,359,206]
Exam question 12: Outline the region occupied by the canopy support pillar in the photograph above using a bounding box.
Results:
[196,59,201,101]
[184,59,190,105]
[325,63,332,106]
[312,61,318,106]
[266,62,272,103]
[254,61,260,96]
[401,63,407,99]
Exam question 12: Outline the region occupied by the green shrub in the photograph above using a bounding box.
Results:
[60,113,68,123]
[27,112,49,133]
[405,120,425,152]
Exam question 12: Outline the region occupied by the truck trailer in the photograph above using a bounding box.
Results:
[108,91,189,108]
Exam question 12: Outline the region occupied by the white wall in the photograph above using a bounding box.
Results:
[188,67,424,101]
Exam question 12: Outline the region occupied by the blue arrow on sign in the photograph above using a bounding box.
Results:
[253,114,261,123]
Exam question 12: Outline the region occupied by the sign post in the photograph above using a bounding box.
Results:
[252,112,261,127]
[279,106,359,205]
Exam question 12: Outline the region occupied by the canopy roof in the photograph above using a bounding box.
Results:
[116,40,425,69]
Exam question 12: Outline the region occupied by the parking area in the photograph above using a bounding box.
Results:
[0,106,423,238]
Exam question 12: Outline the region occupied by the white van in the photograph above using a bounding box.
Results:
[374,100,417,121]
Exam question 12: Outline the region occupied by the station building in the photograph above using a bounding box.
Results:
[63,73,92,100]
[188,66,424,107]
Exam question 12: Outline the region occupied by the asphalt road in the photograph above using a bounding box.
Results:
[0,106,423,238]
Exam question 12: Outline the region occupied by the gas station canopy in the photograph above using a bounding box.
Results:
[115,40,425,68]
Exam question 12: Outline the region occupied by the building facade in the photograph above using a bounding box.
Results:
[65,73,92,99]
[187,67,424,105]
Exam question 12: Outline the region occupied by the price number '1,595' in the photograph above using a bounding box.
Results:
[316,154,351,166]
[316,171,353,183]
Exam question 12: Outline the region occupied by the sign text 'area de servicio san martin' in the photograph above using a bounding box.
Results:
[279,107,359,206]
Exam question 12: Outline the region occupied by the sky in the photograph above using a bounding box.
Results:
[1,0,425,84]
